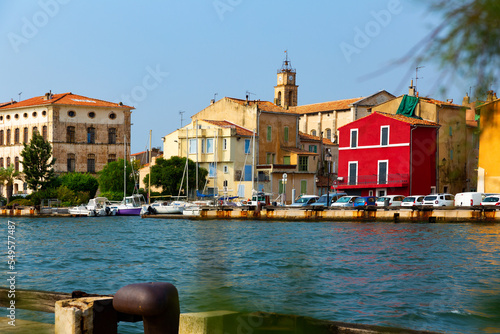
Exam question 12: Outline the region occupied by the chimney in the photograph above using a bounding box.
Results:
[210,99,215,105]
[44,90,53,100]
[245,94,249,106]
[408,79,416,96]
[487,90,495,102]
[462,93,470,106]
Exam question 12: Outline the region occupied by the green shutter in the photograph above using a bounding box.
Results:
[300,180,307,194]
[283,156,290,165]
[284,126,289,142]
[267,126,272,141]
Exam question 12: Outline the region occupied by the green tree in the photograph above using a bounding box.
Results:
[20,132,56,191]
[59,173,99,199]
[0,164,22,204]
[98,159,135,196]
[144,156,208,195]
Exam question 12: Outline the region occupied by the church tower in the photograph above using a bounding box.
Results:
[274,51,298,108]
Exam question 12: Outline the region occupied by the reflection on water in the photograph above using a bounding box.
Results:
[1,218,500,333]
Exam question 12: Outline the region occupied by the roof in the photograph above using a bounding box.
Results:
[299,131,335,145]
[202,119,255,137]
[226,97,292,113]
[374,112,441,127]
[417,96,464,108]
[281,146,318,155]
[290,97,363,114]
[0,92,134,110]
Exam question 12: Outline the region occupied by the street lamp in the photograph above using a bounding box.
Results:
[325,149,332,207]
[282,173,288,206]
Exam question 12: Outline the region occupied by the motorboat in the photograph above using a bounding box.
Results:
[116,194,146,216]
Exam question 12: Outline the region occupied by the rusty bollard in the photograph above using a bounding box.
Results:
[113,282,180,334]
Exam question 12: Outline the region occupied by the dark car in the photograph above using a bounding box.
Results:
[353,196,377,207]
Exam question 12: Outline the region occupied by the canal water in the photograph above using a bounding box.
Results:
[2,217,500,333]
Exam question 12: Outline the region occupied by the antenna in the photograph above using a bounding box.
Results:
[213,93,218,101]
[415,66,424,93]
[18,92,22,102]
[179,110,186,128]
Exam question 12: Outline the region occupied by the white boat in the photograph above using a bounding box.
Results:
[68,205,91,216]
[182,203,201,216]
[149,201,185,214]
[68,197,117,217]
[116,194,146,216]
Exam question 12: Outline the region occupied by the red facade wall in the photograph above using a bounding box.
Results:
[337,113,437,196]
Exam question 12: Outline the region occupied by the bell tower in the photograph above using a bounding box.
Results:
[274,51,298,108]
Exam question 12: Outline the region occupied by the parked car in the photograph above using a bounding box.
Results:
[353,196,377,207]
[480,195,500,206]
[331,196,360,207]
[310,192,348,207]
[288,195,319,207]
[422,193,455,207]
[401,195,425,207]
[455,192,485,206]
[375,195,405,207]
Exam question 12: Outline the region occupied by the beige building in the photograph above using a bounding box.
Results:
[374,87,472,194]
[0,92,133,196]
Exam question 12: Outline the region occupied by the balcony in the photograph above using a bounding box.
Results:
[337,173,409,189]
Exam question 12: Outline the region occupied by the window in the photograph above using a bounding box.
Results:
[108,154,116,163]
[209,162,216,177]
[0,158,3,168]
[67,154,76,172]
[443,185,449,193]
[283,156,291,165]
[277,91,282,106]
[266,153,275,164]
[0,130,3,145]
[6,129,11,145]
[300,180,307,195]
[284,126,289,142]
[298,156,308,171]
[14,128,19,144]
[201,139,205,153]
[223,165,229,174]
[67,126,75,143]
[23,113,28,118]
[378,160,388,184]
[88,112,96,118]
[87,127,96,144]
[32,127,38,137]
[348,162,358,185]
[279,180,284,194]
[109,112,116,120]
[42,125,47,140]
[308,145,317,153]
[189,139,197,154]
[381,126,389,146]
[6,157,10,168]
[244,165,252,181]
[108,128,117,144]
[23,127,28,143]
[450,149,453,160]
[223,138,227,150]
[311,129,317,136]
[267,126,272,141]
[350,129,358,148]
[87,154,96,173]
[449,126,452,136]
[244,139,251,154]
[14,157,19,171]
[326,128,331,140]
[206,138,214,153]
[68,110,76,117]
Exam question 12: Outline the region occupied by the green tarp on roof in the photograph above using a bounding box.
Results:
[396,95,422,119]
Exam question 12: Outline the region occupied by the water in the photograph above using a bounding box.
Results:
[2,217,500,333]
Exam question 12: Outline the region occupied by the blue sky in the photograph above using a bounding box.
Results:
[0,1,469,153]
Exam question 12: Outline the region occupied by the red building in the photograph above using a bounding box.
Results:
[336,112,440,197]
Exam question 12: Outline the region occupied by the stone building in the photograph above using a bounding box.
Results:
[0,92,133,196]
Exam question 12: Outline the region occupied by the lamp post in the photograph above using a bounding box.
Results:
[282,173,288,206]
[325,149,332,207]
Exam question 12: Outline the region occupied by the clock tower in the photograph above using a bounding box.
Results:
[274,51,298,108]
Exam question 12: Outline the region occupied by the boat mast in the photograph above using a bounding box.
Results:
[124,135,127,197]
[148,129,152,204]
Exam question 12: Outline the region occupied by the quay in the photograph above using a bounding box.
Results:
[1,205,500,222]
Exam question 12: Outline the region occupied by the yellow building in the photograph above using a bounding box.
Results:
[0,92,133,196]
[477,98,500,193]
[374,87,472,194]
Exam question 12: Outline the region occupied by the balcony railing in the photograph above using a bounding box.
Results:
[337,173,409,187]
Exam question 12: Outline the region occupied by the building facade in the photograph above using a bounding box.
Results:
[337,112,439,197]
[477,98,500,193]
[0,92,133,196]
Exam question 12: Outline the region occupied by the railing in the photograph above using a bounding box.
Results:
[338,173,409,187]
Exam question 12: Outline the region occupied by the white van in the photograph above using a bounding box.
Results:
[454,192,484,206]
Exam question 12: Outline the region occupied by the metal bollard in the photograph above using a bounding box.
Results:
[113,282,180,334]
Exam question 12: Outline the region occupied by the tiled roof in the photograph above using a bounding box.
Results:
[290,97,362,114]
[282,146,318,155]
[374,112,440,127]
[0,92,134,110]
[202,119,255,137]
[419,97,464,108]
[226,97,292,113]
[299,131,335,145]
[0,102,14,108]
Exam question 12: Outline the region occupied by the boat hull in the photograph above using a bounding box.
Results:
[117,207,142,216]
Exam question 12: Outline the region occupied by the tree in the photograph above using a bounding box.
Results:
[20,132,56,191]
[0,164,21,204]
[144,156,208,195]
[59,173,99,199]
[98,159,135,196]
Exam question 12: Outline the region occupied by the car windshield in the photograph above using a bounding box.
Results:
[295,197,309,204]
[354,198,365,203]
[484,197,500,202]
[425,196,437,201]
[336,197,350,203]
[402,197,415,202]
[376,197,386,202]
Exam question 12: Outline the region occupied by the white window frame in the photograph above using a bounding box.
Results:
[348,161,358,185]
[377,189,387,197]
[380,126,389,146]
[377,160,389,185]
[223,165,229,174]
[206,138,214,153]
[223,138,228,150]
[350,129,358,148]
[189,139,197,154]
[368,190,374,196]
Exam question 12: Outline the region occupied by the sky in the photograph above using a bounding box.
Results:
[0,0,471,153]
